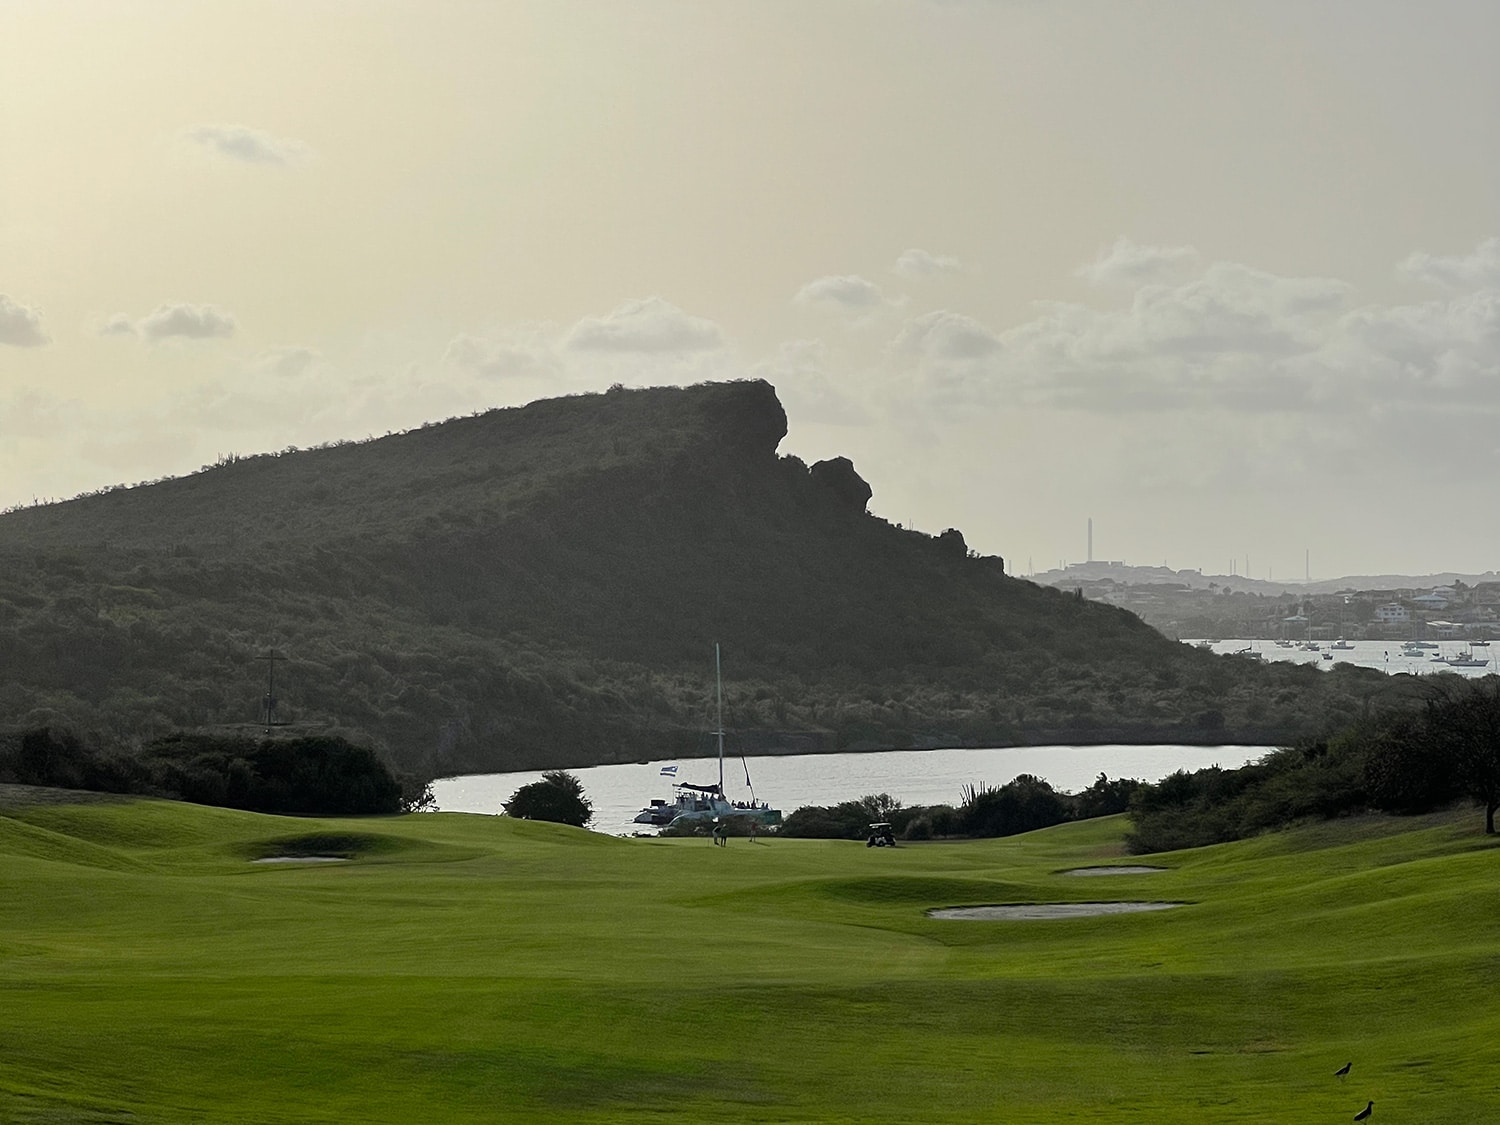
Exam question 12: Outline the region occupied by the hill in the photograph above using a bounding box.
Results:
[0,380,1417,779]
[3,795,1497,1122]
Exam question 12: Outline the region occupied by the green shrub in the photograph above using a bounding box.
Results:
[503,770,592,827]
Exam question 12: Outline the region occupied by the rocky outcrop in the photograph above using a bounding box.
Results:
[937,528,967,558]
[702,379,788,458]
[810,457,872,513]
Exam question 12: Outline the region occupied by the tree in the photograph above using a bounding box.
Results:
[958,774,1066,838]
[1422,683,1500,834]
[1074,773,1142,819]
[503,770,593,827]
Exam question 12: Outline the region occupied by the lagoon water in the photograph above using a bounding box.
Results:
[433,743,1267,835]
[1193,637,1496,679]
[434,643,1497,834]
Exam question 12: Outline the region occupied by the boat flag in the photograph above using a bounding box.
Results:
[660,764,678,777]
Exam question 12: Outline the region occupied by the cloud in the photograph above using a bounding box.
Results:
[138,303,236,341]
[565,297,723,353]
[1399,236,1500,290]
[751,339,871,426]
[98,313,137,338]
[0,294,49,347]
[1333,287,1500,396]
[186,124,312,166]
[892,249,963,279]
[794,274,889,311]
[890,257,1375,415]
[0,389,76,440]
[1121,262,1353,358]
[892,310,1002,360]
[1077,237,1200,287]
[249,346,319,378]
[443,333,558,379]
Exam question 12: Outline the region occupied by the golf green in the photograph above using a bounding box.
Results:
[3,792,1497,1123]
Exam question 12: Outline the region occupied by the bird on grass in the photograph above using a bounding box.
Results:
[1335,1062,1352,1079]
[1354,1100,1373,1121]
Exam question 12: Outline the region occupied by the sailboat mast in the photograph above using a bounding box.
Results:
[714,641,724,793]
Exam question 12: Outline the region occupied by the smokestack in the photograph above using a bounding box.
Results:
[1088,517,1093,564]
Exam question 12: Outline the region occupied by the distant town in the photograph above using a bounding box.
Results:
[1032,561,1500,642]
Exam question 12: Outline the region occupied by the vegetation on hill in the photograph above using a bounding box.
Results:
[0,380,1421,781]
[0,726,411,815]
[1126,676,1500,850]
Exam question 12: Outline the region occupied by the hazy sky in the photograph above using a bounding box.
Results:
[4,1,1499,580]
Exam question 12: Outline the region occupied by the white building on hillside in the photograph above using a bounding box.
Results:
[1375,602,1411,625]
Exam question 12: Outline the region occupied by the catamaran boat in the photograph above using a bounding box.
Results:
[632,781,780,828]
[632,644,782,831]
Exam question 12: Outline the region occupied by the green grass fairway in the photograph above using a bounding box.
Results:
[4,793,1499,1123]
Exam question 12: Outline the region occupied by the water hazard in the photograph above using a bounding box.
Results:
[433,743,1267,835]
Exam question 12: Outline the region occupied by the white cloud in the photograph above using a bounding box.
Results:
[185,124,312,166]
[889,258,1392,415]
[1399,236,1500,291]
[794,274,889,311]
[1333,287,1500,396]
[0,294,49,347]
[1123,262,1353,358]
[892,310,1002,359]
[892,249,963,279]
[98,313,137,338]
[0,389,76,440]
[565,297,723,353]
[1077,237,1200,287]
[138,303,237,341]
[443,333,558,380]
[249,346,319,378]
[751,339,871,426]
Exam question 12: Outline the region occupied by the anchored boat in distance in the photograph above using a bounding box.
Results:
[633,643,782,831]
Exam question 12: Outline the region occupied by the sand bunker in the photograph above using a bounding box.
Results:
[929,902,1182,920]
[1062,865,1168,877]
[252,856,349,864]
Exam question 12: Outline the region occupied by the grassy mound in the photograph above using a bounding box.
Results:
[2,801,1497,1123]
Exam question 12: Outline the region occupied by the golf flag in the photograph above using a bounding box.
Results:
[660,764,678,777]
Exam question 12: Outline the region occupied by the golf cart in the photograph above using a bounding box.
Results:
[866,822,896,848]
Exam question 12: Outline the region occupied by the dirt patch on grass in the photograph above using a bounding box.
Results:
[252,855,350,864]
[244,832,396,863]
[929,902,1183,920]
[1061,865,1168,876]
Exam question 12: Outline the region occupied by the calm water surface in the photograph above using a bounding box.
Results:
[1193,637,1496,678]
[433,743,1267,835]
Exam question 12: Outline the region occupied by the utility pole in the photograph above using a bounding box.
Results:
[255,651,285,734]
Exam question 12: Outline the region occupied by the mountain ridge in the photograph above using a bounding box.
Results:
[0,380,1411,779]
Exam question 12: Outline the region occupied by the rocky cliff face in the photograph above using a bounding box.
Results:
[697,379,788,458]
[810,457,872,512]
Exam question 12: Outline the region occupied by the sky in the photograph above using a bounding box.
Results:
[4,0,1500,581]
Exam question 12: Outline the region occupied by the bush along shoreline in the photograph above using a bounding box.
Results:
[0,726,424,815]
[1125,678,1500,851]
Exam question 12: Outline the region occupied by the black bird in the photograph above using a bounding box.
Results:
[1335,1062,1352,1079]
[1354,1100,1373,1121]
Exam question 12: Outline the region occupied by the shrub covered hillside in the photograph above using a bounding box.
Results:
[0,727,411,815]
[1126,676,1500,851]
[0,380,1415,780]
